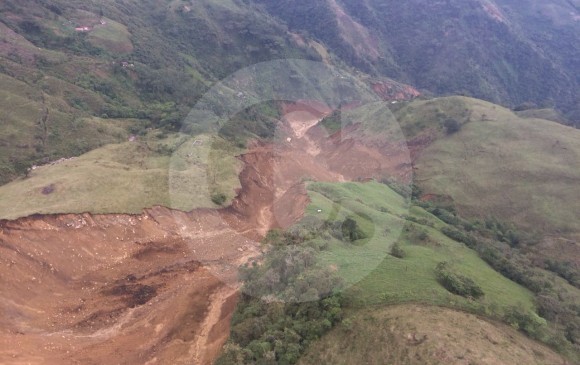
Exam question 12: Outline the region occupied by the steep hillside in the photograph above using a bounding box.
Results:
[0,0,318,182]
[0,0,425,183]
[253,0,579,114]
[393,97,580,240]
[299,305,568,365]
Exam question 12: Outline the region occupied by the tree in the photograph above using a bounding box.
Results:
[341,217,367,242]
[443,118,461,134]
[211,193,227,206]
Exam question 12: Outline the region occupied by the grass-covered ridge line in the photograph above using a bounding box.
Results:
[0,133,242,219]
[299,305,567,365]
[394,96,580,238]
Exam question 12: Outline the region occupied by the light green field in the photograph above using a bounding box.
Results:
[301,181,535,314]
[0,133,242,219]
[88,18,134,54]
[349,222,534,313]
[303,181,410,286]
[397,97,580,238]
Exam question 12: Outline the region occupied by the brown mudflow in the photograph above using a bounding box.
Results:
[0,101,412,365]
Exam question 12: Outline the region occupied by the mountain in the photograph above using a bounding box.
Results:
[252,0,579,114]
[0,0,315,183]
[0,0,425,184]
[1,0,578,184]
[0,1,579,365]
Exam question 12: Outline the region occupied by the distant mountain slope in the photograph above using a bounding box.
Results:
[0,0,424,183]
[253,0,579,114]
[0,0,314,182]
[392,96,580,240]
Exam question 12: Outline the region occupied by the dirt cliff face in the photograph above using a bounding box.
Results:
[0,104,411,364]
[0,208,252,365]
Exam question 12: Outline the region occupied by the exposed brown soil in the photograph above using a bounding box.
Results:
[370,79,421,101]
[0,208,252,365]
[0,102,410,364]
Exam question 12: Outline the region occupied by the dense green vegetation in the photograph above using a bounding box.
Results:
[2,0,578,185]
[0,0,321,182]
[216,229,346,365]
[218,179,580,363]
[422,203,580,357]
[254,0,579,116]
[434,261,485,299]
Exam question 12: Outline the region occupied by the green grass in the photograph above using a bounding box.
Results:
[299,305,566,365]
[88,18,133,54]
[0,133,242,219]
[349,223,534,313]
[406,97,580,238]
[300,180,535,316]
[303,181,410,286]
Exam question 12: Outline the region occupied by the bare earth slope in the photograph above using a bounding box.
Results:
[0,104,407,364]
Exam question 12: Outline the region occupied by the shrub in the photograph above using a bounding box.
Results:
[390,242,406,259]
[503,305,547,337]
[341,217,367,242]
[443,118,461,134]
[441,227,477,248]
[211,193,227,206]
[435,262,484,299]
[430,207,460,225]
[545,260,579,288]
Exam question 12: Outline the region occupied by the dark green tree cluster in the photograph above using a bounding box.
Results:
[217,229,344,365]
[422,203,580,357]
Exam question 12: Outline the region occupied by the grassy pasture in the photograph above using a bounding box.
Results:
[389,97,580,238]
[301,181,535,314]
[88,18,134,54]
[0,133,242,219]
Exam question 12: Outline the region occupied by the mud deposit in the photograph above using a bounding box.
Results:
[0,103,411,364]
